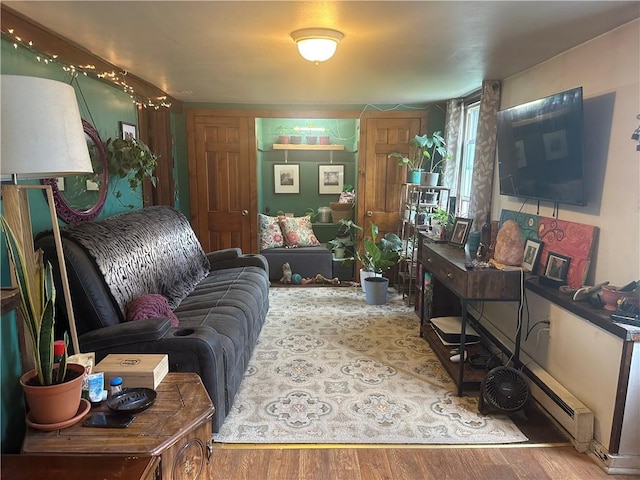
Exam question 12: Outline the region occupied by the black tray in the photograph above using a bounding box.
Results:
[106,387,156,414]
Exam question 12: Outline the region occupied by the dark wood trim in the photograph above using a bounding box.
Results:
[609,340,633,454]
[138,108,174,207]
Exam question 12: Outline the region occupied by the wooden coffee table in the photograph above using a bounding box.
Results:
[22,372,215,480]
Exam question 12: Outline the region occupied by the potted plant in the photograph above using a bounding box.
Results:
[330,184,356,223]
[388,131,450,185]
[430,208,454,240]
[105,136,158,208]
[0,217,85,427]
[276,125,290,144]
[327,222,355,259]
[340,220,402,303]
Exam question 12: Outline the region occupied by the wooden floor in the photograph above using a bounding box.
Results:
[209,445,627,480]
[210,403,629,480]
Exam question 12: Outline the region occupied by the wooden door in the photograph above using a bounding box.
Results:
[359,115,426,240]
[187,113,256,253]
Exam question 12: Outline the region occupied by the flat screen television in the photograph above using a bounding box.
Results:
[496,87,585,206]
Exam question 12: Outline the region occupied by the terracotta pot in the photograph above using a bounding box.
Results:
[20,363,85,425]
[278,135,290,144]
[319,136,330,145]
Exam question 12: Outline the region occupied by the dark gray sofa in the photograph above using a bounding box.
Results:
[35,206,269,432]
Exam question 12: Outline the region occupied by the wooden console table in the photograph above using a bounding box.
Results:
[417,234,523,395]
[22,373,214,480]
[1,454,159,480]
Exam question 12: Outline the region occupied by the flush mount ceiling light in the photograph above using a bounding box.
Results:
[291,28,344,64]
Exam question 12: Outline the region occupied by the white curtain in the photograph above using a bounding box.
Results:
[443,98,464,202]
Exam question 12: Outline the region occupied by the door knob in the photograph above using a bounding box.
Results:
[242,210,248,216]
[366,210,373,217]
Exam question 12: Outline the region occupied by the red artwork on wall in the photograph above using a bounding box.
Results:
[499,210,599,289]
[536,217,598,289]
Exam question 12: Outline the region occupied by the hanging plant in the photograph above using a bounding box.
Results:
[105,137,158,208]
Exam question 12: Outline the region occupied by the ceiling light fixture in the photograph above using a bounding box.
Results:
[291,28,344,64]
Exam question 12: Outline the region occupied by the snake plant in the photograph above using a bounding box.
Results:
[1,216,67,385]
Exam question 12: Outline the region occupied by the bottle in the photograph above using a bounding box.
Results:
[53,340,65,364]
[478,213,492,261]
[110,376,123,396]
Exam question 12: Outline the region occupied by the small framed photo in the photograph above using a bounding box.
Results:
[120,121,137,140]
[318,164,344,194]
[544,251,571,281]
[449,217,473,248]
[521,238,543,272]
[274,164,299,194]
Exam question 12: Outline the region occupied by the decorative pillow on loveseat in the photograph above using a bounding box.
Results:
[127,294,180,327]
[279,215,320,247]
[258,214,285,250]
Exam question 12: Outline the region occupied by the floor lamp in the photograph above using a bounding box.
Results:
[1,75,94,367]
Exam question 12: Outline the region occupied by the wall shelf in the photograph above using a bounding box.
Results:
[273,143,346,163]
[273,144,345,151]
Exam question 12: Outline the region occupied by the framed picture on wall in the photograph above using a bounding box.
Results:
[120,121,137,140]
[318,164,344,194]
[274,164,299,194]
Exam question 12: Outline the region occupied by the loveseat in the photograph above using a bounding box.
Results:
[35,206,269,432]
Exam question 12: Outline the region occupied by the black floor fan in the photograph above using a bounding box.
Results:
[479,366,530,419]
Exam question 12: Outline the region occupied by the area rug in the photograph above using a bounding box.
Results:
[213,287,528,445]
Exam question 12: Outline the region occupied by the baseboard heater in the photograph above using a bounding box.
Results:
[469,315,594,452]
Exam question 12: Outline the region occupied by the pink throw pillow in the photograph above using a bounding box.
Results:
[127,294,179,327]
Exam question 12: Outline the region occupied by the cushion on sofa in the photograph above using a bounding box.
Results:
[59,206,210,316]
[127,294,180,327]
[258,213,284,250]
[279,215,320,247]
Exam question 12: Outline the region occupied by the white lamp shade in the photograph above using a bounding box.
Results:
[1,75,93,179]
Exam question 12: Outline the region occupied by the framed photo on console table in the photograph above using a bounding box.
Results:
[274,164,299,194]
[521,238,543,272]
[540,251,571,289]
[449,217,473,248]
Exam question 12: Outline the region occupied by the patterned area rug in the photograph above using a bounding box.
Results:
[214,287,528,445]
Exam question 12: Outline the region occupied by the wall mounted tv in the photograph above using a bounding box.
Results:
[497,87,585,206]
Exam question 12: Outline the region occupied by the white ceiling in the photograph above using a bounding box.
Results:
[5,1,639,105]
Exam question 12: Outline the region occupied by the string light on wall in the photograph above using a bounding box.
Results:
[291,28,343,64]
[1,27,171,109]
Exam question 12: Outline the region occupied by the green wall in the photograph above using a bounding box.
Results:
[257,118,358,222]
[0,38,141,453]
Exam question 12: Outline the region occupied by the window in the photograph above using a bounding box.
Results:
[457,102,480,217]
